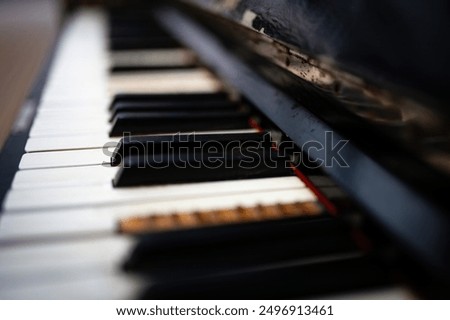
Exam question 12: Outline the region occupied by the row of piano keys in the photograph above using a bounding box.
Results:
[0,7,411,299]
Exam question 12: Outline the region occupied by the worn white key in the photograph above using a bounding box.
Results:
[0,276,144,299]
[31,114,107,128]
[34,111,108,122]
[25,134,118,152]
[30,121,110,137]
[0,211,116,241]
[40,92,109,105]
[111,48,196,67]
[0,275,144,299]
[41,87,107,99]
[41,84,107,105]
[318,286,414,299]
[12,165,118,189]
[37,108,109,119]
[31,115,108,132]
[26,129,260,152]
[40,10,108,104]
[18,148,113,169]
[108,69,222,95]
[0,189,317,242]
[0,237,144,299]
[37,99,109,111]
[3,176,311,211]
[0,237,132,276]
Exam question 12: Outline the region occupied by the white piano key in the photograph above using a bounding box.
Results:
[0,275,144,299]
[34,110,108,122]
[40,92,109,104]
[37,99,109,111]
[45,75,107,87]
[39,88,108,103]
[25,134,119,152]
[0,276,145,299]
[0,211,116,241]
[26,128,260,151]
[0,237,132,276]
[18,148,113,169]
[318,286,414,299]
[0,237,144,299]
[108,69,222,95]
[30,121,110,137]
[111,48,197,67]
[0,189,317,242]
[40,9,108,104]
[12,165,118,189]
[31,115,108,132]
[43,83,107,96]
[37,107,109,118]
[40,87,108,102]
[3,176,311,211]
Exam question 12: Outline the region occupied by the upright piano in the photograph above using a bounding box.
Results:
[0,0,449,299]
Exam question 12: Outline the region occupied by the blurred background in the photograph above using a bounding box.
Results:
[0,0,61,150]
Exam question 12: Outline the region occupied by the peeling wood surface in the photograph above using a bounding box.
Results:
[182,0,450,117]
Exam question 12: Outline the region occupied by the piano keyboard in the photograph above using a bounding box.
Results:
[0,8,411,299]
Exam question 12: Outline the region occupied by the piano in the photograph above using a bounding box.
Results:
[0,0,449,299]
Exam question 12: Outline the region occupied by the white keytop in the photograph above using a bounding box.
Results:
[0,237,144,299]
[19,148,112,169]
[12,165,118,189]
[108,69,222,95]
[111,48,196,67]
[0,190,318,245]
[3,176,312,212]
[25,134,119,152]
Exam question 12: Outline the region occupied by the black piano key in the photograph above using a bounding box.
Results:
[111,132,271,166]
[113,149,293,187]
[139,255,392,299]
[108,13,170,38]
[108,14,179,50]
[109,22,173,38]
[108,111,252,137]
[110,36,181,51]
[109,100,239,122]
[109,25,174,38]
[123,216,357,278]
[109,92,229,110]
[110,65,197,73]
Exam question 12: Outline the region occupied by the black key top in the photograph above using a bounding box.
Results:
[110,36,181,51]
[109,25,174,38]
[109,92,229,110]
[123,216,356,279]
[109,111,252,137]
[139,255,391,299]
[110,65,197,73]
[111,132,271,166]
[109,14,170,38]
[113,148,293,187]
[109,100,239,122]
[109,22,173,38]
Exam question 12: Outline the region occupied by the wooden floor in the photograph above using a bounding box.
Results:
[0,0,60,150]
